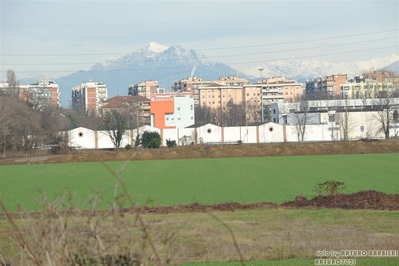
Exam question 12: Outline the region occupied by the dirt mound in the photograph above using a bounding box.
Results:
[281,190,399,210]
[111,191,399,214]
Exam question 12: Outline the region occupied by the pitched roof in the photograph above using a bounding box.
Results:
[102,95,150,104]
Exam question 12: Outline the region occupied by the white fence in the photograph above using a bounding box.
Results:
[63,122,359,149]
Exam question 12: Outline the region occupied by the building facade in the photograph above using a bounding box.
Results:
[128,80,159,98]
[150,94,195,129]
[196,83,244,108]
[72,81,108,115]
[306,74,347,98]
[340,78,394,99]
[101,95,151,125]
[363,70,399,89]
[19,80,60,108]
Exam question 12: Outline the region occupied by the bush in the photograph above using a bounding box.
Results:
[141,131,161,149]
[314,180,346,196]
[125,144,132,150]
[166,139,177,148]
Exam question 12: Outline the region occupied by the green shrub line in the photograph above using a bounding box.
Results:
[0,153,398,211]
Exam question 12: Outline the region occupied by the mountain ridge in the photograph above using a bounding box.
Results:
[17,42,398,107]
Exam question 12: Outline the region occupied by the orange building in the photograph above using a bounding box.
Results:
[150,96,175,129]
[150,94,195,129]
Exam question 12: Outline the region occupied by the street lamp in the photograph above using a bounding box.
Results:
[259,68,264,123]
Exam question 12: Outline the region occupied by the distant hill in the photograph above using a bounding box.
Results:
[382,60,399,74]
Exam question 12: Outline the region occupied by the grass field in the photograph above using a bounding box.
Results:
[0,153,398,211]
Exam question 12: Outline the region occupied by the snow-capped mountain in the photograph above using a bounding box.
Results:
[19,41,398,107]
[55,42,245,106]
[241,54,399,80]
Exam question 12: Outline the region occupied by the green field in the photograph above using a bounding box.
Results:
[0,153,398,211]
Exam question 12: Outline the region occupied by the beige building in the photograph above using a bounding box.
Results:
[196,83,243,108]
[256,76,305,103]
[218,75,249,86]
[128,80,158,98]
[341,78,394,99]
[173,75,249,93]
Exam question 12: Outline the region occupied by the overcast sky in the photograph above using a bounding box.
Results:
[1,0,398,80]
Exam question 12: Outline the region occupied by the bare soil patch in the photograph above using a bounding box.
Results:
[1,139,398,165]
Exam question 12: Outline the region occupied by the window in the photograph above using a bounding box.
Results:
[246,93,249,96]
[190,105,193,110]
[273,109,276,114]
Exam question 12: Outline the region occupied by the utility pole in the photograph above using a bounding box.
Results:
[259,68,264,123]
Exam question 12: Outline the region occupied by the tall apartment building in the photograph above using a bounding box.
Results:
[150,94,195,129]
[19,80,60,108]
[305,74,347,97]
[72,81,108,115]
[128,80,158,98]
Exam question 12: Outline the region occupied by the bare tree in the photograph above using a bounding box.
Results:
[246,100,261,125]
[194,105,216,126]
[336,100,357,141]
[0,96,17,157]
[5,69,19,98]
[39,105,62,145]
[372,92,398,139]
[337,111,357,141]
[11,101,43,157]
[290,101,312,142]
[100,109,132,148]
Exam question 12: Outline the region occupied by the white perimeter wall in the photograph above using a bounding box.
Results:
[65,120,396,149]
